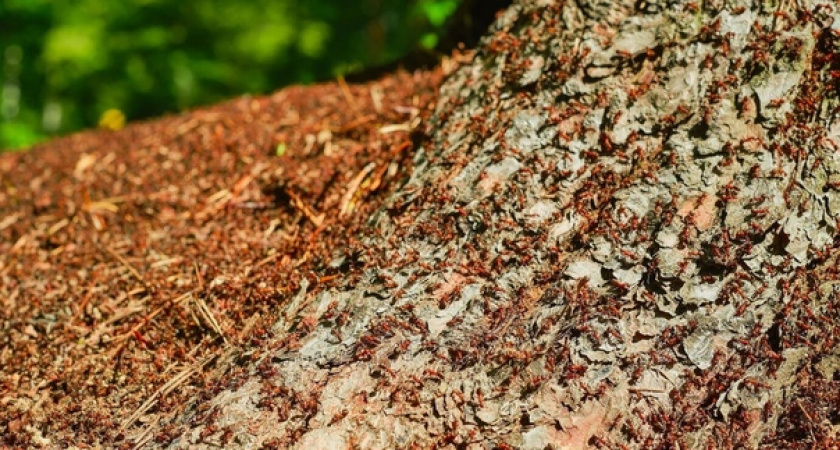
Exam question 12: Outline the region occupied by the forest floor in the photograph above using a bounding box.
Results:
[0,60,450,447]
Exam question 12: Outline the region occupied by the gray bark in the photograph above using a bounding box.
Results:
[134,0,840,448]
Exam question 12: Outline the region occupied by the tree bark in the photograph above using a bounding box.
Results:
[156,0,840,448]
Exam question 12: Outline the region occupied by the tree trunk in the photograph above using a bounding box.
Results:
[144,1,840,448]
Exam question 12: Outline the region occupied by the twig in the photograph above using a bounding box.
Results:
[130,423,155,450]
[339,114,376,133]
[100,245,150,292]
[69,278,101,324]
[339,163,377,217]
[336,74,359,113]
[112,291,193,345]
[795,399,818,444]
[379,123,411,134]
[121,353,216,431]
[193,294,228,345]
[286,189,324,227]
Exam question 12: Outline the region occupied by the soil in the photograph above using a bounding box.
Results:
[0,64,447,447]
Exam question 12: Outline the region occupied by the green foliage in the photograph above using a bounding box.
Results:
[0,0,460,150]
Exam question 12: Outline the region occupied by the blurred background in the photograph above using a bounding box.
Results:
[0,0,503,151]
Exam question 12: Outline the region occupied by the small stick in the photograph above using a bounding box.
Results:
[286,189,324,227]
[100,245,151,292]
[339,163,377,217]
[112,291,193,344]
[193,294,228,345]
[336,74,359,113]
[121,353,216,431]
[339,114,376,133]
